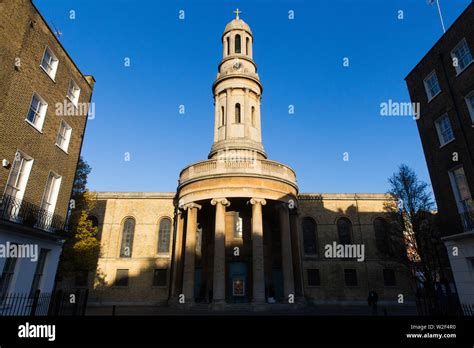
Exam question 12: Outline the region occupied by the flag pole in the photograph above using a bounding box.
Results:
[436,0,446,33]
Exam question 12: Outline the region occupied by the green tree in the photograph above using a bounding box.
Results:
[57,158,100,279]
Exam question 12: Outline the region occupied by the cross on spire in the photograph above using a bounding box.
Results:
[233,8,241,19]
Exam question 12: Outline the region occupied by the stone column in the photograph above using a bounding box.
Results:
[250,198,266,303]
[211,198,230,306]
[249,37,253,58]
[226,88,232,132]
[223,35,227,57]
[279,203,295,300]
[170,209,184,299]
[182,202,201,303]
[289,208,305,298]
[244,88,250,138]
[256,94,262,142]
[213,95,219,143]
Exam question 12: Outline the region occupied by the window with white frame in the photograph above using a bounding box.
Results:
[56,120,72,152]
[465,91,474,123]
[40,172,62,214]
[26,93,47,131]
[449,166,474,231]
[435,114,454,146]
[29,249,49,297]
[5,151,33,201]
[40,47,59,80]
[67,79,81,106]
[451,38,473,75]
[423,71,441,101]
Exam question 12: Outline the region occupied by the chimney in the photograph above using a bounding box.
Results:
[84,75,96,89]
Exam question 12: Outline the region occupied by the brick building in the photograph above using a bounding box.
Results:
[405,2,474,306]
[0,0,94,301]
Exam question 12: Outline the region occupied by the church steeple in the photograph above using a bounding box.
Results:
[209,10,266,160]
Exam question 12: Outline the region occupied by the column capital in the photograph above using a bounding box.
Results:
[183,202,202,210]
[211,198,231,207]
[250,198,266,206]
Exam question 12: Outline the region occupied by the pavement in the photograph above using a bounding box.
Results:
[85,303,418,316]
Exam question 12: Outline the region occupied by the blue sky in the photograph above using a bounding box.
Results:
[35,0,472,195]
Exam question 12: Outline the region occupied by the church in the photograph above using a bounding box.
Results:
[88,12,413,311]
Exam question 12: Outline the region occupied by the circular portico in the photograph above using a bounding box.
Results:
[171,158,300,307]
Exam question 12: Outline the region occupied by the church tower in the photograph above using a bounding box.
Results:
[209,9,266,160]
[172,11,303,309]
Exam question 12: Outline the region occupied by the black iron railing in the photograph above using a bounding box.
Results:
[0,290,51,316]
[461,303,474,316]
[0,194,68,233]
[0,289,89,316]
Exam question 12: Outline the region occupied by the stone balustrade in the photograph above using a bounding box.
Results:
[179,158,297,187]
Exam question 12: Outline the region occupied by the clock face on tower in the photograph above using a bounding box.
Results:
[233,61,241,70]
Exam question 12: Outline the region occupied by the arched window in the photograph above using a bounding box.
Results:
[226,37,230,55]
[235,103,241,123]
[251,106,256,127]
[221,106,225,126]
[157,218,171,254]
[337,217,352,245]
[246,37,250,55]
[120,218,135,258]
[374,217,390,255]
[235,34,241,54]
[302,217,317,255]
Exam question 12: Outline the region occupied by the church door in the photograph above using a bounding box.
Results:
[228,262,248,303]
